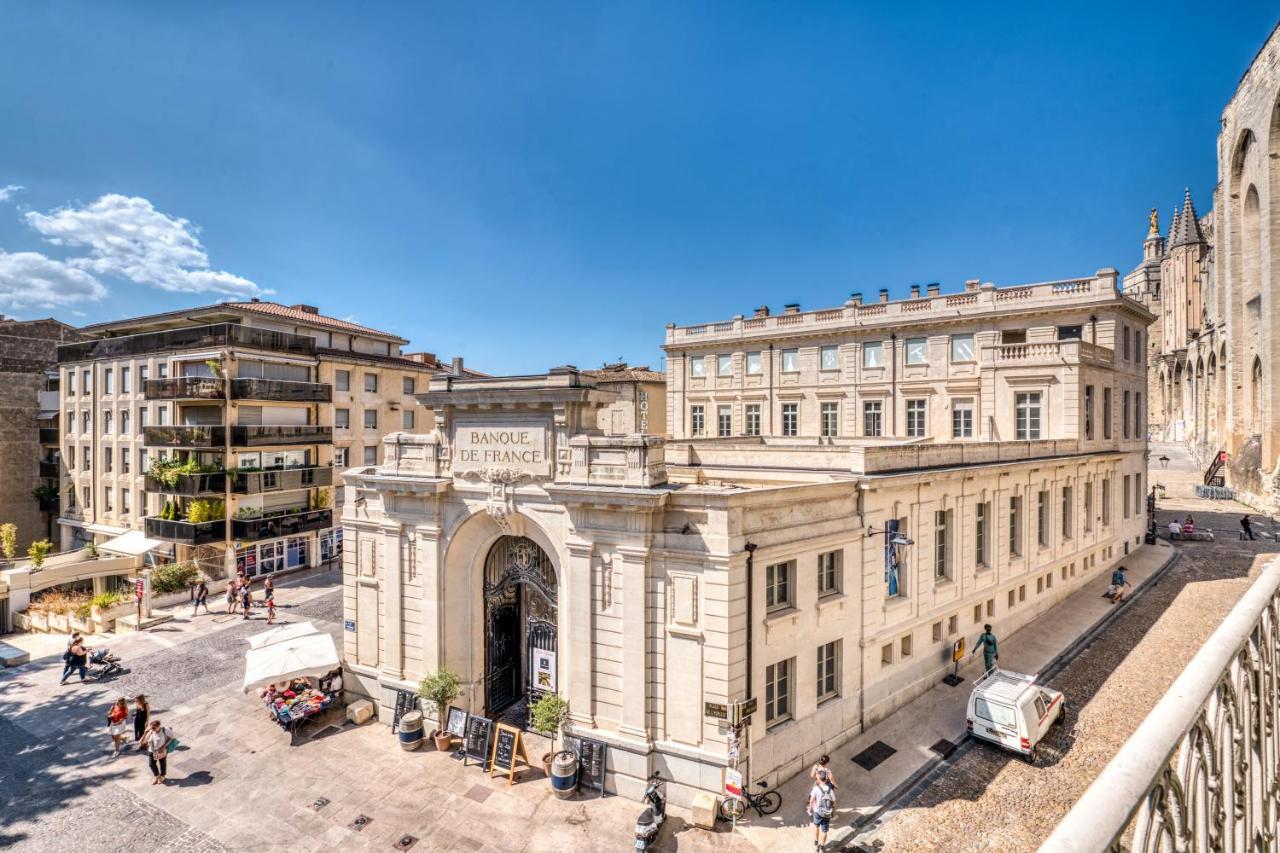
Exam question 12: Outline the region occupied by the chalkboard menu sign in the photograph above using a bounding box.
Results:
[391,689,418,734]
[564,735,608,797]
[445,706,468,739]
[489,723,528,785]
[463,715,494,769]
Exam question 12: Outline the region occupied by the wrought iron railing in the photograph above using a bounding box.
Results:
[143,376,226,400]
[230,425,332,446]
[231,465,333,494]
[57,322,316,363]
[1043,559,1280,852]
[144,516,226,545]
[231,378,332,403]
[231,509,332,542]
[143,425,227,448]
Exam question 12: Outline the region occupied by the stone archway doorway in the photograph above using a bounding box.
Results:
[483,536,558,723]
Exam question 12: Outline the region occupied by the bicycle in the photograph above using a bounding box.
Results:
[718,780,781,820]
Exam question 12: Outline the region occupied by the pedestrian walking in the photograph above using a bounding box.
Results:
[66,630,83,650]
[1242,514,1256,540]
[810,754,839,792]
[106,697,129,756]
[971,624,999,673]
[192,580,209,615]
[240,583,252,620]
[132,694,150,750]
[60,638,89,684]
[1184,514,1196,535]
[263,576,274,599]
[266,592,276,624]
[142,719,173,784]
[1109,566,1130,604]
[807,768,836,851]
[226,579,238,614]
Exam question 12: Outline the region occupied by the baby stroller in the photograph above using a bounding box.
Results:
[89,647,123,678]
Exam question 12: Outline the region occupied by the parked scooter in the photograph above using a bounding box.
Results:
[634,772,666,850]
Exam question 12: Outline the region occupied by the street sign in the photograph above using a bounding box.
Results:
[344,619,356,632]
[952,638,965,662]
[724,767,743,800]
[730,698,757,725]
[704,702,728,720]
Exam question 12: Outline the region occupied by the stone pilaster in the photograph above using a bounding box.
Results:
[379,521,404,681]
[565,540,595,726]
[617,545,651,743]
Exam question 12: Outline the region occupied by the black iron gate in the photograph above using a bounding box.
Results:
[483,537,557,718]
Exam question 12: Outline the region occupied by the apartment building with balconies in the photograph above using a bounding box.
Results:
[55,300,470,580]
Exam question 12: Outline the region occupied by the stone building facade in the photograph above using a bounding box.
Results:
[343,271,1150,804]
[583,363,666,435]
[0,317,81,551]
[1125,22,1280,505]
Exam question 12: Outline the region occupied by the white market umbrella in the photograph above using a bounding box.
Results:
[246,621,320,650]
[242,631,339,693]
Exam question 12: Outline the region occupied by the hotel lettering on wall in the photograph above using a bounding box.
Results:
[454,422,551,478]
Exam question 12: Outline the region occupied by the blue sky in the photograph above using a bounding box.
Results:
[0,3,1276,374]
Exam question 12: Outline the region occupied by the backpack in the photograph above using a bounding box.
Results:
[816,783,835,818]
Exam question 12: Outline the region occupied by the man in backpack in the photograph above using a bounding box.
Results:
[807,768,836,850]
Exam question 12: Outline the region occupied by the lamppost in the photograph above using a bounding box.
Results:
[1159,455,1170,469]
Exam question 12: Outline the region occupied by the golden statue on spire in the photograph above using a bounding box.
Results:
[1148,207,1159,236]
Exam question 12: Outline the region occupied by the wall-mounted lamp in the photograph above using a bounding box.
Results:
[867,527,914,547]
[1159,455,1170,469]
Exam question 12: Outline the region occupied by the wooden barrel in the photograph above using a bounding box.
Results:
[550,750,578,798]
[398,711,423,751]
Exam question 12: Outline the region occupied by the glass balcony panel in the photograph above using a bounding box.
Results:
[231,378,332,403]
[143,472,227,495]
[38,428,59,444]
[143,426,227,448]
[231,509,332,542]
[231,425,332,447]
[231,465,333,494]
[57,323,316,364]
[144,377,226,400]
[145,516,226,545]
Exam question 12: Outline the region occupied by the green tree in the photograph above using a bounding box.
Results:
[0,523,16,562]
[26,539,52,569]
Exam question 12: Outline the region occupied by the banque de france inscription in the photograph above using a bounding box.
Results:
[454,423,550,479]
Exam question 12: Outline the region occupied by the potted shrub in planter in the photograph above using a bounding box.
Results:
[529,693,572,777]
[418,668,462,751]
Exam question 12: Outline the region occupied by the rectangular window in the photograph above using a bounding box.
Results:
[403,376,415,395]
[82,411,91,433]
[1135,473,1144,517]
[1084,385,1095,439]
[156,405,168,426]
[780,349,799,373]
[139,365,148,382]
[781,403,798,437]
[1016,392,1042,440]
[335,409,350,430]
[717,405,732,437]
[862,342,884,368]
[103,368,113,395]
[1084,482,1093,531]
[1062,485,1073,539]
[906,399,926,437]
[717,354,733,377]
[935,510,950,578]
[1057,325,1082,340]
[120,367,131,394]
[120,410,130,434]
[950,334,975,363]
[1038,490,1050,547]
[138,449,148,471]
[363,446,377,466]
[1123,326,1131,360]
[744,404,761,436]
[952,399,974,438]
[863,401,882,437]
[157,364,167,379]
[905,337,928,365]
[334,447,348,467]
[1123,474,1132,518]
[901,634,913,658]
[817,550,841,597]
[335,370,350,391]
[103,411,112,435]
[103,448,113,473]
[364,373,378,393]
[820,402,838,437]
[1102,477,1112,525]
[690,405,705,437]
[1135,393,1142,439]
[402,410,415,430]
[766,561,793,611]
[745,352,762,375]
[1122,390,1131,438]
[139,406,148,428]
[103,489,112,512]
[82,369,91,393]
[976,502,988,567]
[820,346,839,371]
[1136,331,1143,362]
[816,641,840,704]
[121,489,131,515]
[689,357,705,378]
[121,447,130,474]
[82,485,90,509]
[65,409,73,433]
[363,409,378,430]
[765,658,793,726]
[1103,388,1112,439]
[881,643,894,667]
[1009,495,1022,557]
[67,370,75,396]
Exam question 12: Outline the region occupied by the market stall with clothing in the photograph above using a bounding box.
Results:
[242,621,343,739]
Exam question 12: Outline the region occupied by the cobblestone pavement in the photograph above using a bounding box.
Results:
[866,442,1279,852]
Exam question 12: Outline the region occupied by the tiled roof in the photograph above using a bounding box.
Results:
[222,301,406,342]
[585,364,665,384]
[316,347,489,377]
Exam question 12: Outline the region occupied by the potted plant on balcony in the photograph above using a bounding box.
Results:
[418,668,463,751]
[205,358,223,379]
[27,539,52,569]
[529,693,572,778]
[310,489,331,511]
[0,522,15,564]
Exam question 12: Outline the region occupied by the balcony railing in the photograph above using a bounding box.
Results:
[38,428,59,444]
[232,509,332,542]
[57,322,317,364]
[144,377,226,400]
[38,461,60,479]
[231,465,333,494]
[231,378,332,403]
[143,472,227,496]
[1043,559,1280,853]
[143,425,227,448]
[231,425,332,446]
[144,516,227,545]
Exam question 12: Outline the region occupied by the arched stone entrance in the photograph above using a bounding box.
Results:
[483,535,558,720]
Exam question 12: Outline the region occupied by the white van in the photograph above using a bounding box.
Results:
[965,668,1065,764]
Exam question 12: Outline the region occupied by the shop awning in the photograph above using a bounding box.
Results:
[85,522,130,537]
[246,621,320,650]
[99,530,163,557]
[242,631,339,693]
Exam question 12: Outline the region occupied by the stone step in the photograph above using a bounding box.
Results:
[0,641,31,667]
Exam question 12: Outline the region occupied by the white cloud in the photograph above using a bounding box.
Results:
[25,194,264,297]
[0,185,23,204]
[0,251,106,310]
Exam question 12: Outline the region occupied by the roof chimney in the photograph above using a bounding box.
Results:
[783,303,800,314]
[909,284,921,299]
[964,278,981,292]
[753,306,770,318]
[451,356,464,376]
[878,288,889,303]
[250,297,261,303]
[290,304,319,314]
[404,352,436,366]
[926,283,940,297]
[849,292,862,305]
